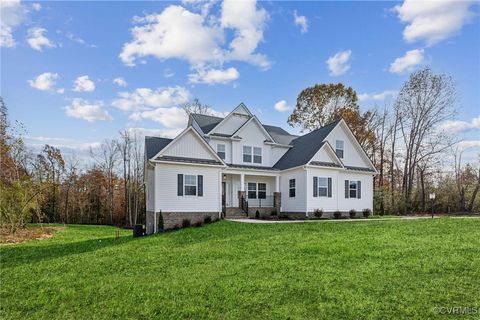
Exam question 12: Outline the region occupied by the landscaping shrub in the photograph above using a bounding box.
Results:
[349,209,357,219]
[333,211,342,219]
[204,216,212,224]
[314,209,323,218]
[271,210,277,216]
[182,219,191,228]
[194,221,202,227]
[255,210,260,219]
[363,208,372,218]
[157,213,164,233]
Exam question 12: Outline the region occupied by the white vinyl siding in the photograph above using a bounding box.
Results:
[154,163,221,213]
[326,123,372,168]
[280,168,307,212]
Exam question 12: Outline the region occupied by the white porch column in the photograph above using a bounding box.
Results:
[240,173,245,191]
[275,175,280,193]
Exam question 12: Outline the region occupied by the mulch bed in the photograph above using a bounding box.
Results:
[0,226,63,245]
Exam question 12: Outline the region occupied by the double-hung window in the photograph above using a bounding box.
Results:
[336,140,344,159]
[184,175,197,196]
[318,177,328,197]
[243,146,252,163]
[217,144,226,160]
[349,181,358,198]
[248,183,257,199]
[289,179,296,197]
[258,183,266,199]
[253,147,262,164]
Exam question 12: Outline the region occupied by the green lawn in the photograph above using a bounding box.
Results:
[1,219,479,320]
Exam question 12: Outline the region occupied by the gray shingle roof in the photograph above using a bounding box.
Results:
[190,113,298,145]
[227,164,279,171]
[157,156,222,165]
[310,161,342,168]
[145,136,172,160]
[273,119,341,170]
[191,113,223,133]
[345,166,376,173]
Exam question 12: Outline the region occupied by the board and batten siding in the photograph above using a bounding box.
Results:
[213,115,249,135]
[306,167,373,212]
[208,137,232,164]
[154,163,221,213]
[280,168,307,212]
[325,123,371,168]
[163,130,216,160]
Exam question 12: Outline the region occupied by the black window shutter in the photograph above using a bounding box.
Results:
[357,181,361,199]
[345,180,349,198]
[313,177,318,197]
[177,174,183,196]
[328,178,332,198]
[198,175,203,197]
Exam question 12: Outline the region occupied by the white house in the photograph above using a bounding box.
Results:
[145,103,377,232]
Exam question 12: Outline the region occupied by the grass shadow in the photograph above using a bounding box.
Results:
[0,234,135,269]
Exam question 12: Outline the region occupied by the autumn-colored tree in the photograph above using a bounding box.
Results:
[288,83,376,151]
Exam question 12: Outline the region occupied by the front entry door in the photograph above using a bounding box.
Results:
[222,182,226,214]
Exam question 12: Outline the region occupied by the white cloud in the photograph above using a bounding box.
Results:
[389,48,424,73]
[326,50,352,76]
[358,90,398,102]
[188,67,239,84]
[394,0,475,46]
[28,72,58,91]
[113,77,127,87]
[126,127,184,139]
[129,107,188,128]
[27,27,55,51]
[73,75,95,92]
[120,0,270,79]
[440,116,480,134]
[274,100,291,112]
[458,140,480,151]
[31,3,41,11]
[64,98,112,122]
[111,86,190,112]
[64,32,96,48]
[293,10,308,33]
[0,0,27,48]
[25,135,101,151]
[56,88,65,94]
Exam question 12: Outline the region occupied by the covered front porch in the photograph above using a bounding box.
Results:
[222,169,281,217]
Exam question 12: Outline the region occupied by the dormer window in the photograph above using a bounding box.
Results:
[336,140,344,159]
[217,144,225,160]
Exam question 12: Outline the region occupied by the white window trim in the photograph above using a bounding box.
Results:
[253,147,262,164]
[184,174,197,196]
[349,181,358,198]
[243,146,252,163]
[318,177,328,197]
[336,140,344,159]
[217,143,226,160]
[289,179,296,198]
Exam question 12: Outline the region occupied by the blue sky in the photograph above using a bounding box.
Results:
[1,0,479,161]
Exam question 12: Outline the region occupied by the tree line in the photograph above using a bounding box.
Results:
[288,67,479,215]
[0,99,144,233]
[1,67,479,233]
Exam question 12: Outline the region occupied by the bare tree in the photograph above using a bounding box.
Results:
[182,98,213,115]
[91,139,119,225]
[394,67,456,213]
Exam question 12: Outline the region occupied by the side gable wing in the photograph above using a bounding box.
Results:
[325,120,376,171]
[153,127,225,164]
